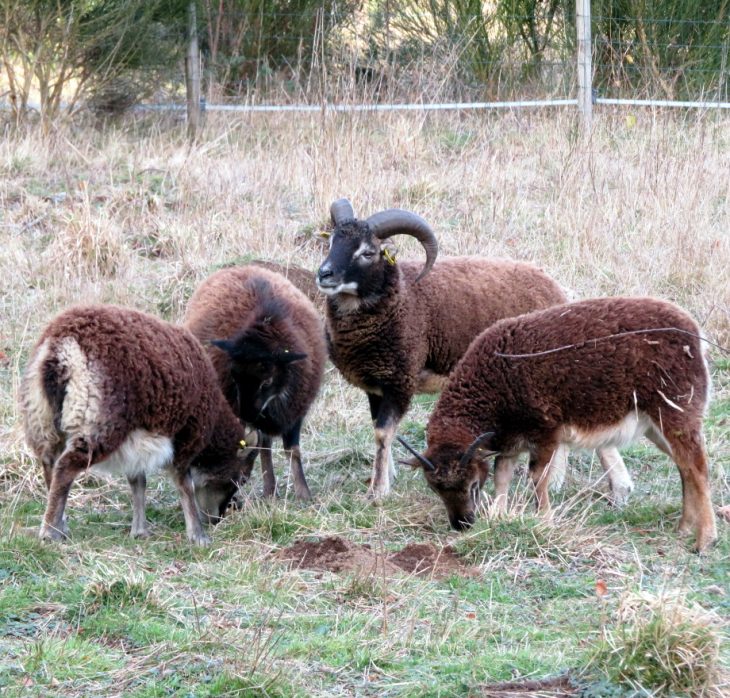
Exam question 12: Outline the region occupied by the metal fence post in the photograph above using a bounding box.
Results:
[185,2,201,141]
[576,0,593,129]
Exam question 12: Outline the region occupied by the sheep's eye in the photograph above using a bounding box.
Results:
[361,250,375,259]
[261,377,274,388]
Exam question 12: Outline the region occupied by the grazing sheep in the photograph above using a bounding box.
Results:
[317,198,632,501]
[184,265,326,500]
[398,297,717,552]
[19,305,259,546]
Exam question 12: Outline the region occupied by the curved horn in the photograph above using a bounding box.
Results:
[396,435,435,472]
[330,198,355,225]
[365,209,438,281]
[458,432,496,470]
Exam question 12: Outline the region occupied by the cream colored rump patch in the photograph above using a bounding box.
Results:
[561,411,652,451]
[92,430,174,479]
[20,339,59,454]
[57,337,105,438]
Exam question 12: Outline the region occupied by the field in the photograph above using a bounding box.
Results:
[0,109,728,697]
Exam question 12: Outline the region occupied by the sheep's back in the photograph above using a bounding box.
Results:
[25,305,221,458]
[400,257,567,374]
[438,296,708,437]
[184,265,327,408]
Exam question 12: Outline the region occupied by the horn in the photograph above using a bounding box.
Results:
[365,209,438,282]
[458,432,496,470]
[396,435,436,472]
[330,198,355,225]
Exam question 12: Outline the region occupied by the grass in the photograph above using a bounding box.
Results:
[0,109,728,696]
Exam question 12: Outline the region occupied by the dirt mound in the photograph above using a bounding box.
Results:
[389,542,475,579]
[276,536,476,580]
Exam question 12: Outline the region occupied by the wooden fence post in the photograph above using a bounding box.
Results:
[576,0,593,130]
[185,2,201,141]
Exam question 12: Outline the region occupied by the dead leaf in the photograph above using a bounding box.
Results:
[595,580,608,597]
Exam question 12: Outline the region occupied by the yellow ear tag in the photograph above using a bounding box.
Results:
[239,439,247,448]
[383,248,397,265]
[318,230,331,238]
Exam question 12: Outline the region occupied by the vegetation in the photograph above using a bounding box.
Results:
[0,109,728,695]
[2,1,728,118]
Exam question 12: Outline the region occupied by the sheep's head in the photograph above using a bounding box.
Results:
[211,310,306,433]
[316,199,438,306]
[193,425,260,523]
[397,433,495,530]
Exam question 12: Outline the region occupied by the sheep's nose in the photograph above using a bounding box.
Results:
[317,265,333,282]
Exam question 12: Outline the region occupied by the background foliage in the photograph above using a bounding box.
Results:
[1,0,729,119]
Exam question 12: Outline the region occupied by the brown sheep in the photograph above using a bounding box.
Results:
[19,305,258,546]
[317,199,632,501]
[399,297,717,552]
[184,265,326,500]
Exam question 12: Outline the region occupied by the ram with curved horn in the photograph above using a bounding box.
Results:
[317,198,634,502]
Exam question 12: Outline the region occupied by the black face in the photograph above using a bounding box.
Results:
[193,443,258,523]
[212,335,306,434]
[421,444,490,531]
[195,480,239,524]
[317,221,383,299]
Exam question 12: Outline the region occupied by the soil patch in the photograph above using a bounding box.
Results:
[275,536,477,580]
[478,674,577,697]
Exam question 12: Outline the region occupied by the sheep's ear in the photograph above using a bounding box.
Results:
[210,338,235,355]
[274,351,307,364]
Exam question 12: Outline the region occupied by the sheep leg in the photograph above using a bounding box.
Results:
[528,446,555,518]
[661,430,717,553]
[127,473,149,538]
[597,447,634,506]
[283,420,311,501]
[259,434,277,498]
[547,444,569,492]
[40,444,89,541]
[367,393,400,499]
[170,466,210,546]
[492,455,518,514]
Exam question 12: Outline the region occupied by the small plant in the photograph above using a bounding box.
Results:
[587,590,726,696]
[83,573,154,613]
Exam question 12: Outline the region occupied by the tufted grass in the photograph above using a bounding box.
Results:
[0,110,728,696]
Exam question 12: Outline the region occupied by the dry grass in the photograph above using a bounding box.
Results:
[588,590,727,696]
[0,109,729,696]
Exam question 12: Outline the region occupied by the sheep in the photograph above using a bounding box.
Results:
[316,198,632,501]
[397,296,717,552]
[19,304,259,546]
[184,264,327,500]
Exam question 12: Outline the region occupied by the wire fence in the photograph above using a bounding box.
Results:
[161,2,730,119]
[1,1,729,124]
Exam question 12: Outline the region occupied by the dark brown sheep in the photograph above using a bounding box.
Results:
[184,265,326,500]
[317,199,631,501]
[401,297,717,552]
[19,305,258,546]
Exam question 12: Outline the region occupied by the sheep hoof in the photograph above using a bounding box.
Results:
[366,485,390,501]
[39,525,68,542]
[189,531,212,547]
[294,486,313,501]
[130,527,150,539]
[609,480,634,507]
